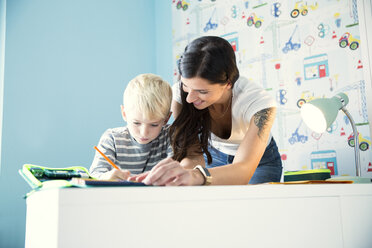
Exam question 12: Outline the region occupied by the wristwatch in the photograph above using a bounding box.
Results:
[193,165,212,185]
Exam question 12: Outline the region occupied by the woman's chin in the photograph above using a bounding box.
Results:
[193,102,205,109]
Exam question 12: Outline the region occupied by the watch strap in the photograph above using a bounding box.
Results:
[193,165,212,185]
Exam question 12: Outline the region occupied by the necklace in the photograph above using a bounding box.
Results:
[210,93,232,120]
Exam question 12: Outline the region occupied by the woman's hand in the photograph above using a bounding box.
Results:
[98,169,130,181]
[128,171,150,183]
[133,157,204,186]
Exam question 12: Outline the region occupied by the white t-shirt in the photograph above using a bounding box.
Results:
[172,76,276,155]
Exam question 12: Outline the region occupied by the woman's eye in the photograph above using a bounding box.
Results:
[151,124,160,127]
[199,91,208,94]
[133,122,141,125]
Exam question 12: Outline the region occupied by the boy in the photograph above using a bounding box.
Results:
[89,73,173,180]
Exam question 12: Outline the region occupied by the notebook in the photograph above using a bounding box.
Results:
[19,164,148,196]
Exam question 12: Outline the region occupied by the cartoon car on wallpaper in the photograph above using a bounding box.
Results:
[282,25,301,53]
[271,2,281,17]
[176,0,189,11]
[288,125,308,145]
[290,1,318,18]
[296,90,317,108]
[204,19,218,32]
[204,8,218,32]
[318,23,330,38]
[276,89,287,105]
[347,133,371,151]
[247,13,263,28]
[339,32,360,50]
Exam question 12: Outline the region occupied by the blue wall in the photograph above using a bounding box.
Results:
[0,0,5,175]
[0,1,172,247]
[155,1,173,84]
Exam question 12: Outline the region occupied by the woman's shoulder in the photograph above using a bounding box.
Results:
[172,81,182,103]
[232,76,276,115]
[233,76,267,97]
[234,76,264,90]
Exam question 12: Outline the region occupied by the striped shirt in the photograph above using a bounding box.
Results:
[89,125,173,178]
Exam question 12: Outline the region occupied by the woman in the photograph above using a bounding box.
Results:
[131,36,282,186]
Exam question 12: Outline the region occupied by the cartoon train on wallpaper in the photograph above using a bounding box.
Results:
[290,1,318,18]
[339,32,360,50]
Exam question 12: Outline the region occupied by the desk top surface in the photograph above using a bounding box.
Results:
[27,184,372,205]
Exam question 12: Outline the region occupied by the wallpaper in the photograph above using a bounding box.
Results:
[171,0,372,177]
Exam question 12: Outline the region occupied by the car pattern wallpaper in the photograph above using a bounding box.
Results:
[171,0,372,177]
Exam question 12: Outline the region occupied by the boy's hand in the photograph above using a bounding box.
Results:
[99,169,130,181]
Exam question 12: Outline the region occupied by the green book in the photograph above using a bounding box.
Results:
[284,169,331,182]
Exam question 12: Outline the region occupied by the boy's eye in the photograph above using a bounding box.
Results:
[151,124,160,127]
[133,122,141,125]
[199,91,208,94]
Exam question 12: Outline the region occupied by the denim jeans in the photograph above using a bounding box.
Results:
[204,138,283,184]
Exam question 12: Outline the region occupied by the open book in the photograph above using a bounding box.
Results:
[19,164,148,196]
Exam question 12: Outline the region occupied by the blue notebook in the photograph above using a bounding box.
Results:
[70,177,147,187]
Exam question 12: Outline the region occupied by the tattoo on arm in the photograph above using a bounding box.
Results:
[253,108,275,139]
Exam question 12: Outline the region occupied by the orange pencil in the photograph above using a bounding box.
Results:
[94,146,121,171]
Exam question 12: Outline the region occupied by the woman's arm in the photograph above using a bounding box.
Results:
[142,106,277,186]
[144,87,277,186]
[207,107,277,185]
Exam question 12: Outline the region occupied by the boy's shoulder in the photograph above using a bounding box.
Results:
[163,124,171,130]
[103,126,130,137]
[160,124,171,135]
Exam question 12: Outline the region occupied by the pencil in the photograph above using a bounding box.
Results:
[94,146,121,171]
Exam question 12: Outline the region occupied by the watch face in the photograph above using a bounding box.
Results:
[202,167,211,177]
[194,165,212,185]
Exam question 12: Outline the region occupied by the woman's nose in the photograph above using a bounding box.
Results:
[186,91,197,103]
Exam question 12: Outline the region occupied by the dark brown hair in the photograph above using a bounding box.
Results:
[170,36,239,164]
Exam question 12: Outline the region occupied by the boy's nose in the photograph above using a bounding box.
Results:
[140,126,149,136]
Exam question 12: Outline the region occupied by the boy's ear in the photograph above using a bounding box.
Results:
[163,112,172,125]
[121,105,127,122]
[226,81,232,89]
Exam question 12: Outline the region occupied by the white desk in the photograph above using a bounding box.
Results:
[25,184,372,248]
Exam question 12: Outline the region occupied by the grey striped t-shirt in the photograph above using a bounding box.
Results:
[89,125,173,178]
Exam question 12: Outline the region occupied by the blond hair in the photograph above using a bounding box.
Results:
[123,73,172,120]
